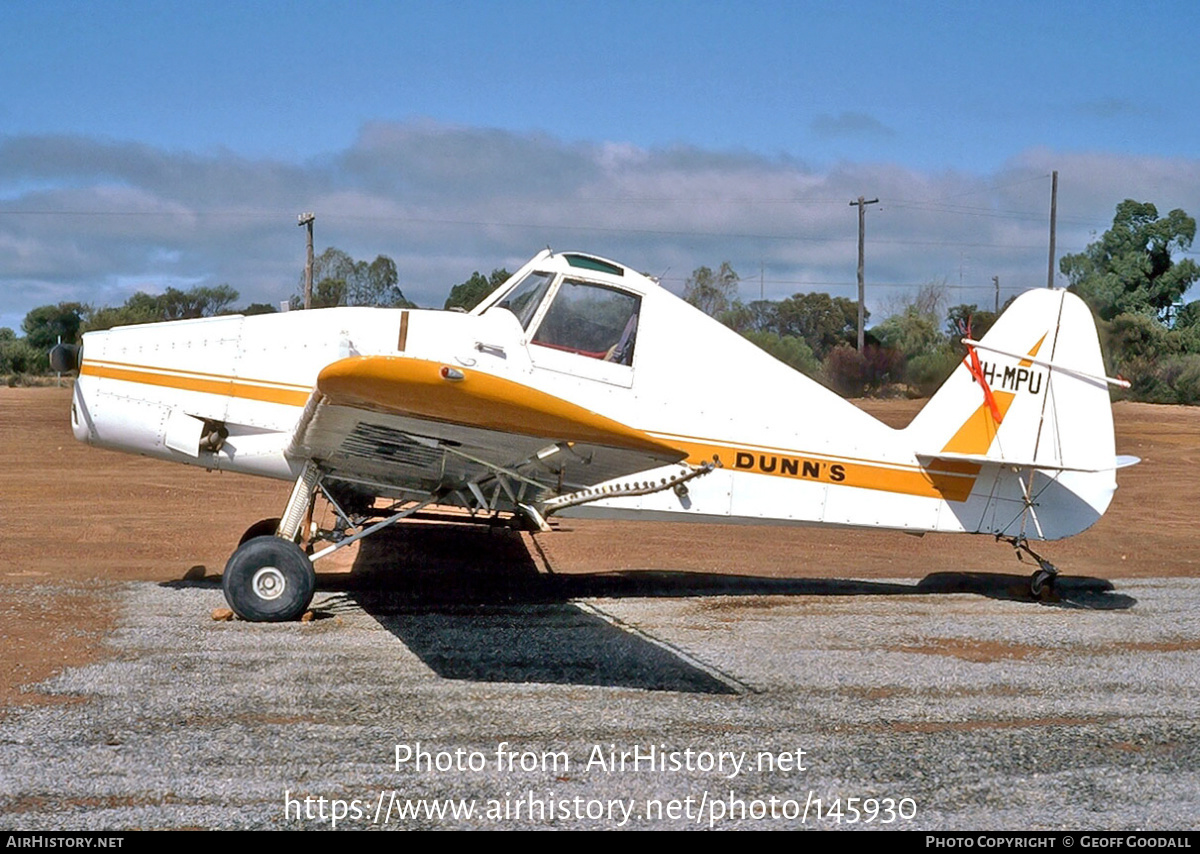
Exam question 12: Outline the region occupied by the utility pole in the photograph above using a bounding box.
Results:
[849,195,879,350]
[1046,171,1058,288]
[298,212,315,309]
[992,275,1000,314]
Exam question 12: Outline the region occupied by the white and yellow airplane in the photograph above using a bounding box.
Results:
[54,249,1135,621]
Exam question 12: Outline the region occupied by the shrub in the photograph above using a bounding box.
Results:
[741,331,820,377]
[823,344,905,397]
[1106,313,1179,365]
[905,348,962,397]
[1115,353,1200,404]
[0,337,44,375]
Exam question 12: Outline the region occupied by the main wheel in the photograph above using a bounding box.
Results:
[222,536,315,622]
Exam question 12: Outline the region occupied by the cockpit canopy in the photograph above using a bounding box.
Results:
[481,252,643,367]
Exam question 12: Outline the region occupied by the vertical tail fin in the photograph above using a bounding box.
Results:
[905,288,1120,539]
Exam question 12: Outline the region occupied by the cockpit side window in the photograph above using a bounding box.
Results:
[531,280,640,366]
[493,271,555,329]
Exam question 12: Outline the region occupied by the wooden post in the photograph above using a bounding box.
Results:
[849,196,879,350]
[1047,171,1058,288]
[299,212,315,309]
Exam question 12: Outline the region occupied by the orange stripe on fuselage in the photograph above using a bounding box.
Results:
[79,359,312,407]
[647,434,980,502]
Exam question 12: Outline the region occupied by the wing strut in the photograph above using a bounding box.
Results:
[308,494,441,561]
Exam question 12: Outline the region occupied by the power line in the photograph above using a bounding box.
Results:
[0,207,1060,249]
[660,271,1035,296]
[889,172,1052,206]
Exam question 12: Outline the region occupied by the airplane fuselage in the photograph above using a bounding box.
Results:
[71,250,1119,541]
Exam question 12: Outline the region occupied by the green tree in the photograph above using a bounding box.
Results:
[83,285,242,332]
[944,304,998,354]
[774,292,861,359]
[21,303,85,350]
[357,255,408,307]
[311,278,347,309]
[684,262,739,316]
[242,302,279,316]
[1173,300,1200,330]
[157,284,240,320]
[872,306,945,359]
[84,294,164,331]
[308,247,356,292]
[0,335,42,375]
[445,268,512,311]
[298,248,415,308]
[719,299,779,335]
[1107,312,1178,363]
[905,349,964,396]
[1060,199,1199,321]
[1104,312,1193,402]
[740,330,819,376]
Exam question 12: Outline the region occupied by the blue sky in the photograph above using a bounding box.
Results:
[2,0,1198,329]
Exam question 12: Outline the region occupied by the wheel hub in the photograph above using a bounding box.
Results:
[251,566,286,601]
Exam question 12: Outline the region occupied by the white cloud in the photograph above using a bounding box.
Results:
[1,123,1198,332]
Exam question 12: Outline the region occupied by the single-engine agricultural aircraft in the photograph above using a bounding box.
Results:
[53,249,1136,621]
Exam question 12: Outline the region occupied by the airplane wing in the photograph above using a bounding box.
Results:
[286,355,687,507]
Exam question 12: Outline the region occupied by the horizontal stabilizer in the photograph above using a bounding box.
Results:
[917,451,1140,474]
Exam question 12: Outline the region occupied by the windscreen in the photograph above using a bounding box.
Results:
[532,280,640,365]
[493,271,555,329]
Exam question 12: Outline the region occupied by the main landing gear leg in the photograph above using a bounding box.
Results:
[1000,536,1059,599]
[222,462,446,622]
[221,462,320,622]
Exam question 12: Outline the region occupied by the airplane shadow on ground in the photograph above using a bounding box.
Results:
[164,523,1136,695]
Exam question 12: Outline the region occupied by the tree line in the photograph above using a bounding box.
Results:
[672,199,1198,402]
[679,262,1000,398]
[1060,200,1200,403]
[3,248,417,378]
[8,199,1200,404]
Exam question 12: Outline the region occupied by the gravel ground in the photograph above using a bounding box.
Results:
[2,577,1197,831]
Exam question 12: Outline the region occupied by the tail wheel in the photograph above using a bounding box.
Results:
[1030,567,1057,600]
[222,536,315,622]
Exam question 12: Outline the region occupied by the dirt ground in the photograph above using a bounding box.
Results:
[2,386,1197,711]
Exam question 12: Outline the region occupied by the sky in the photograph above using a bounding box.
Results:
[2,0,1198,331]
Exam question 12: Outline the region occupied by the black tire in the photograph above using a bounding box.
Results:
[1030,568,1057,600]
[221,536,315,622]
[238,517,283,547]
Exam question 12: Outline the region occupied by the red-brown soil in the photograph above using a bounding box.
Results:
[2,387,1195,710]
